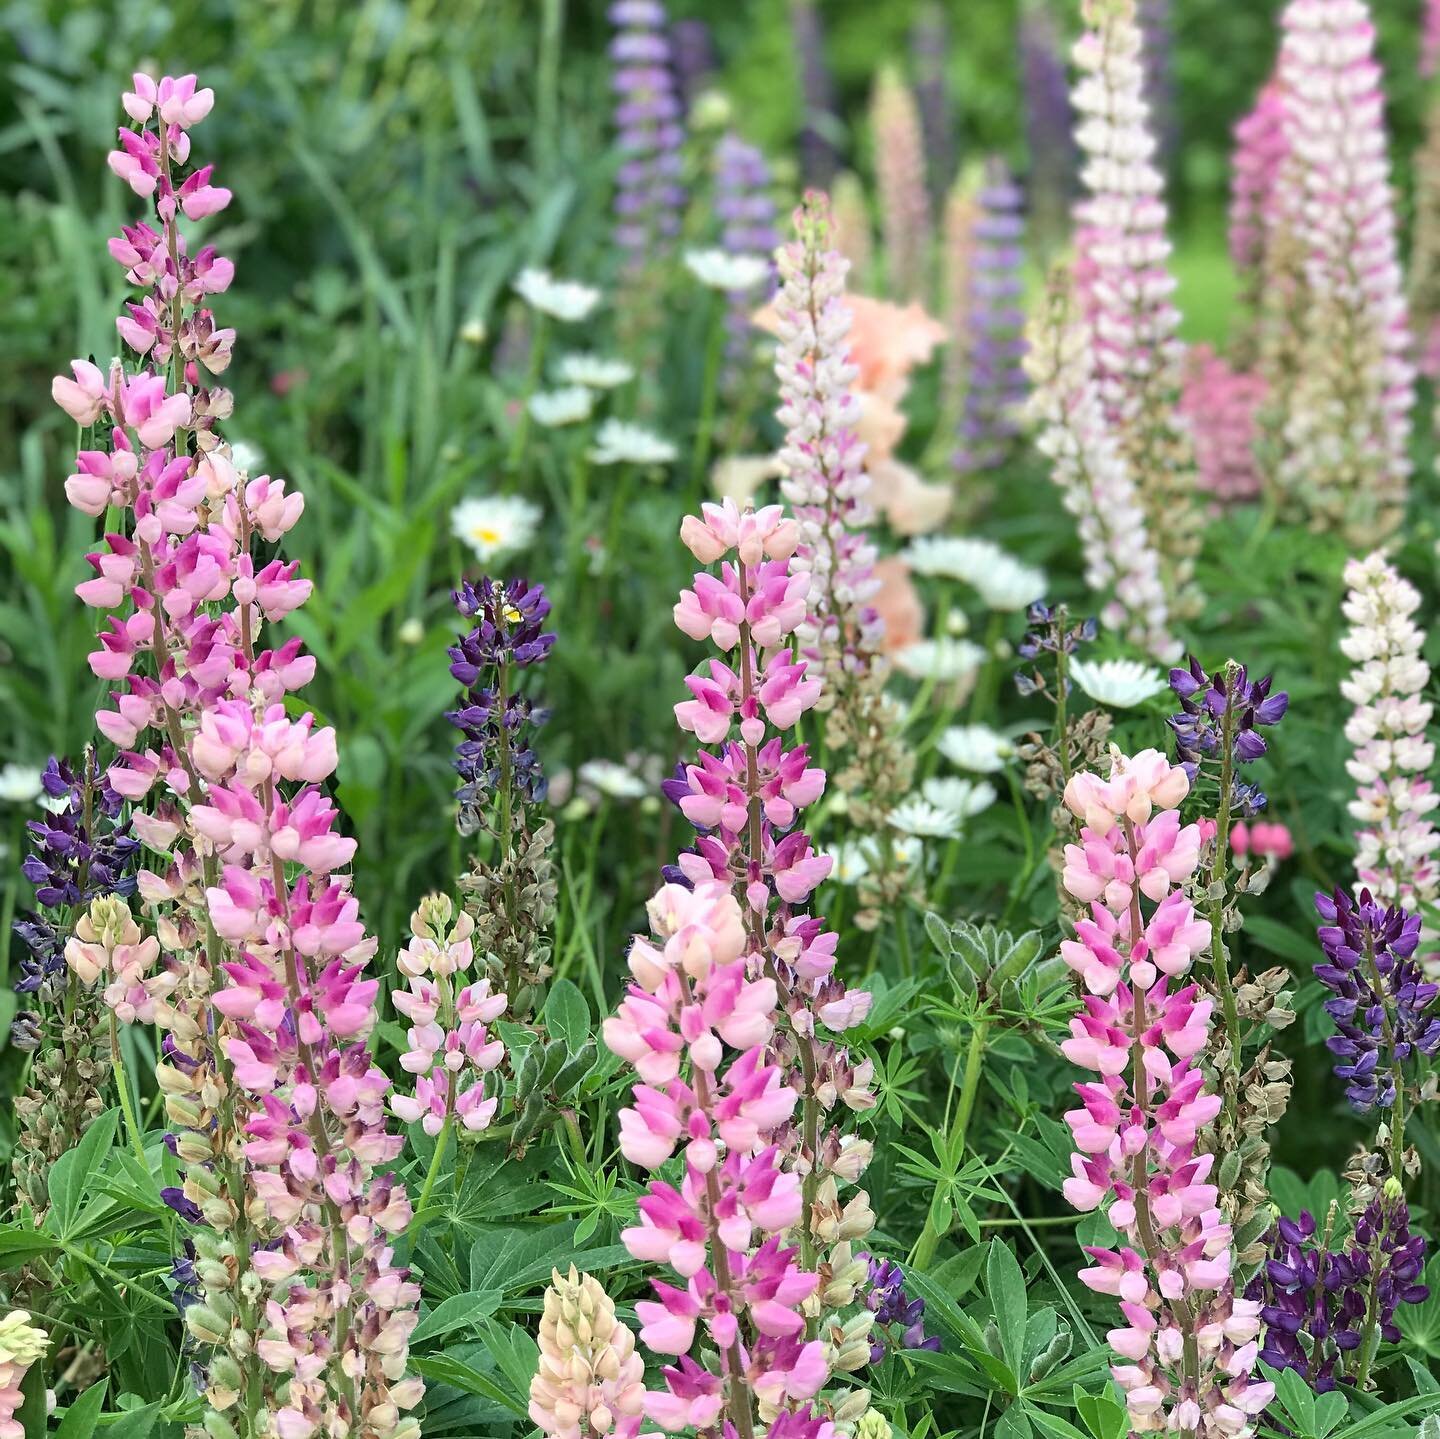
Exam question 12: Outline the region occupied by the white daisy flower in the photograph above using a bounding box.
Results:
[683,249,771,292]
[938,724,1014,773]
[588,419,678,467]
[577,759,649,801]
[903,536,1047,612]
[921,776,998,821]
[527,387,594,428]
[887,798,960,839]
[885,835,925,869]
[826,841,872,887]
[1068,657,1170,709]
[711,454,783,505]
[230,440,263,476]
[513,268,602,323]
[892,637,986,682]
[556,353,635,389]
[450,494,542,563]
[0,764,44,805]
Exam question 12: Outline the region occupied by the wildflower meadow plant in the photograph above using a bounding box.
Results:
[53,73,422,1438]
[1058,749,1273,1437]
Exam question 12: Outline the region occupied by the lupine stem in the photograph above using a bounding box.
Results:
[1206,680,1243,1128]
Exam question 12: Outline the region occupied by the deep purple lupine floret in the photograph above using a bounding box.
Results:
[1015,601,1097,698]
[1246,1197,1429,1390]
[861,1253,942,1363]
[446,578,555,833]
[1167,658,1288,814]
[955,159,1029,475]
[1313,887,1439,1112]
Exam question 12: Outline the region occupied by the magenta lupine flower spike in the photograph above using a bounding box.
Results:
[55,75,421,1437]
[1338,554,1440,927]
[1024,277,1180,664]
[1058,750,1273,1436]
[869,66,932,302]
[1070,0,1201,619]
[1275,0,1415,534]
[608,474,877,1428]
[1228,77,1288,305]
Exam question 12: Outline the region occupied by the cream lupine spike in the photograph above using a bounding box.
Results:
[0,1312,47,1439]
[1025,273,1180,664]
[869,66,931,301]
[529,1268,647,1439]
[1070,0,1202,619]
[1339,553,1440,925]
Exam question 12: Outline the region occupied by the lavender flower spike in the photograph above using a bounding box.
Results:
[954,159,1028,476]
[609,0,686,270]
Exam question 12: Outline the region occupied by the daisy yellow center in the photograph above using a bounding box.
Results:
[471,524,502,546]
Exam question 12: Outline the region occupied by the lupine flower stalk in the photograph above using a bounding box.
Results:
[828,174,873,291]
[1228,78,1289,328]
[0,1312,47,1439]
[448,578,558,1020]
[10,753,137,1216]
[1338,553,1440,923]
[953,160,1028,477]
[608,490,877,1433]
[1413,9,1440,378]
[1138,0,1178,171]
[1024,275,1179,664]
[1273,0,1415,536]
[715,133,780,393]
[775,193,916,928]
[1178,349,1266,507]
[910,5,955,204]
[391,894,507,1210]
[54,73,421,1437]
[1070,0,1201,620]
[869,67,932,302]
[609,0,686,273]
[1247,1193,1429,1391]
[1058,750,1272,1437]
[1020,1,1077,254]
[791,0,841,187]
[529,1268,648,1439]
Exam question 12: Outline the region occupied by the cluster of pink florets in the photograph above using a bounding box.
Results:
[1058,750,1273,1438]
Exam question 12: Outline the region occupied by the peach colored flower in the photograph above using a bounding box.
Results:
[870,556,925,652]
[845,296,946,401]
[855,390,907,463]
[870,458,951,536]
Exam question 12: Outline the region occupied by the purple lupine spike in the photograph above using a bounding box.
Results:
[1138,0,1178,172]
[910,4,955,203]
[954,159,1028,475]
[609,0,686,270]
[1246,1196,1430,1390]
[861,1254,942,1364]
[1019,0,1076,252]
[1167,658,1288,814]
[714,132,779,389]
[669,17,716,111]
[447,578,555,834]
[1313,887,1440,1112]
[790,0,841,186]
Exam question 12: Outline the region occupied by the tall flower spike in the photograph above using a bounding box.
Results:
[56,74,422,1437]
[715,133,779,392]
[447,577,558,1018]
[953,159,1028,477]
[1024,273,1179,664]
[1020,1,1077,252]
[775,192,918,927]
[1058,750,1272,1437]
[529,1268,648,1439]
[1178,348,1266,508]
[869,66,931,301]
[1273,0,1414,535]
[611,458,878,1430]
[1228,77,1288,324]
[1338,553,1440,924]
[609,0,686,272]
[1070,0,1201,619]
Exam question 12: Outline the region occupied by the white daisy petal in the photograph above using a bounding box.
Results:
[577,759,649,800]
[892,638,986,681]
[588,419,678,467]
[887,798,960,839]
[903,536,1047,612]
[921,776,998,821]
[555,353,636,389]
[527,387,594,428]
[937,724,1015,773]
[683,248,772,292]
[450,494,542,564]
[1068,657,1170,709]
[0,764,44,804]
[513,268,602,323]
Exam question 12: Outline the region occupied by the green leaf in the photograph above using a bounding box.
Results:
[987,1239,1029,1378]
[48,1109,119,1237]
[412,1290,503,1344]
[1243,914,1318,967]
[543,979,590,1055]
[411,1356,527,1418]
[1312,1391,1348,1438]
[54,1382,107,1439]
[98,1401,160,1439]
